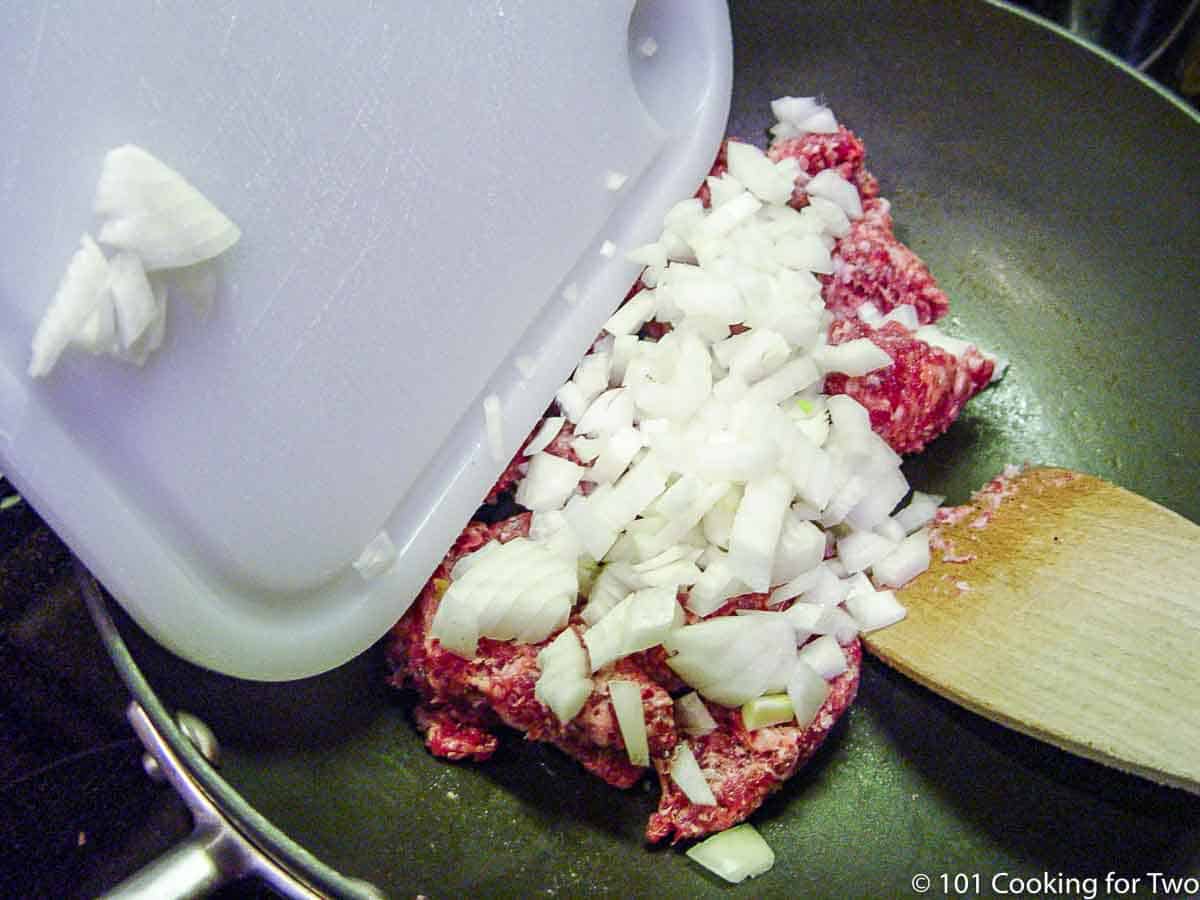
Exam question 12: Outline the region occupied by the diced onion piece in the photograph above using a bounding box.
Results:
[844,588,907,632]
[524,417,564,456]
[701,485,741,549]
[515,453,583,512]
[725,141,794,207]
[686,823,776,884]
[588,425,644,485]
[770,513,825,585]
[535,628,593,724]
[665,614,796,706]
[29,234,112,377]
[580,564,632,626]
[787,660,831,727]
[796,634,847,679]
[816,338,893,376]
[95,145,241,270]
[608,680,650,766]
[881,303,920,330]
[590,452,669,532]
[805,169,863,219]
[430,539,576,657]
[727,473,793,593]
[669,742,717,806]
[687,553,746,618]
[562,493,620,561]
[352,531,396,579]
[582,585,681,671]
[746,357,821,405]
[675,691,718,736]
[741,693,795,731]
[871,528,932,588]
[536,676,593,726]
[555,381,589,421]
[604,292,652,338]
[836,529,897,574]
[107,251,161,360]
[844,467,910,532]
[575,388,634,437]
[893,491,944,534]
[768,566,822,606]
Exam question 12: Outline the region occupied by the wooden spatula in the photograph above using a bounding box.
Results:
[863,466,1200,794]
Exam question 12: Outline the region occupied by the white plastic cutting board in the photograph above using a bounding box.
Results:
[0,1,731,678]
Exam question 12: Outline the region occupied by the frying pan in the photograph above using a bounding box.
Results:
[11,0,1200,896]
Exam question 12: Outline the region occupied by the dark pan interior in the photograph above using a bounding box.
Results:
[59,0,1200,896]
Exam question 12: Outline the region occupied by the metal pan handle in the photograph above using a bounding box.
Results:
[98,702,324,900]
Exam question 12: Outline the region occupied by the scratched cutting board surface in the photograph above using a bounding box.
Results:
[0,1,732,679]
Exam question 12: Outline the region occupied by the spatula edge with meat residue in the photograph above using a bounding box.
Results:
[864,466,1200,794]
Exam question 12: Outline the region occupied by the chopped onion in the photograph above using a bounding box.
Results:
[607,680,650,766]
[562,493,619,561]
[430,538,575,657]
[583,584,682,671]
[836,529,897,574]
[686,823,776,884]
[741,693,795,731]
[675,691,718,736]
[893,491,944,534]
[669,742,717,805]
[796,634,847,679]
[575,388,634,437]
[515,452,583,512]
[844,587,907,632]
[724,141,794,207]
[804,169,863,219]
[881,303,920,330]
[871,528,932,588]
[588,425,644,484]
[525,417,564,456]
[787,660,831,727]
[29,234,112,377]
[95,145,240,270]
[816,338,893,376]
[535,628,593,724]
[665,613,796,706]
[107,251,162,360]
[727,473,793,593]
[770,513,825,585]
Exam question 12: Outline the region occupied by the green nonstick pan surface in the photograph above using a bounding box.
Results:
[31,0,1200,896]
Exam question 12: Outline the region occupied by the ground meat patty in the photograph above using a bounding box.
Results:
[767,126,881,205]
[818,197,951,325]
[824,318,995,454]
[647,639,861,844]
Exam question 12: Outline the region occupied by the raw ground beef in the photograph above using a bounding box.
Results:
[767,126,881,206]
[386,515,862,842]
[818,197,951,325]
[824,318,995,454]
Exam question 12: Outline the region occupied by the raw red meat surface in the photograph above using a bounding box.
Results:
[647,640,860,844]
[824,319,995,454]
[387,515,859,841]
[820,197,951,325]
[767,126,881,205]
